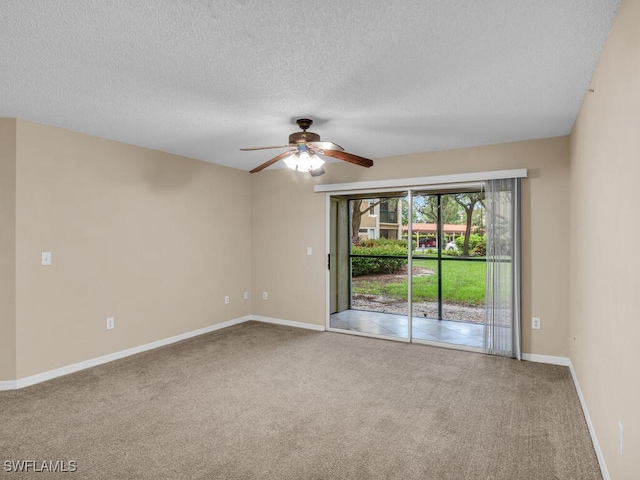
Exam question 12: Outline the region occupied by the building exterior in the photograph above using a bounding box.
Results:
[402,223,475,248]
[356,199,403,240]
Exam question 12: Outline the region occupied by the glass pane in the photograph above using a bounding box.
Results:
[410,257,438,318]
[410,192,486,348]
[439,192,486,259]
[440,259,486,324]
[410,193,439,322]
[348,257,408,338]
[329,195,408,339]
[350,197,407,248]
[410,193,439,253]
[438,192,486,347]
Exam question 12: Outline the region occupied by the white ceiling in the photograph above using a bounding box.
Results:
[0,0,620,172]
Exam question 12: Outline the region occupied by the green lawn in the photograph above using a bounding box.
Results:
[352,259,487,306]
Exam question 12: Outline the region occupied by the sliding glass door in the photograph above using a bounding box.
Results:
[329,190,486,346]
[330,195,410,339]
[409,192,485,347]
[329,187,496,351]
[327,176,521,358]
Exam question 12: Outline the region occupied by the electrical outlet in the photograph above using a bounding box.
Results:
[262,291,268,300]
[224,295,230,304]
[41,251,52,266]
[106,317,115,330]
[618,421,624,455]
[243,291,248,300]
[532,317,541,330]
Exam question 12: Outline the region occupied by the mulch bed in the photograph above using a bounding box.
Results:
[352,266,484,323]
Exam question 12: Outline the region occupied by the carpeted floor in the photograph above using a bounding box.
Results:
[0,321,601,479]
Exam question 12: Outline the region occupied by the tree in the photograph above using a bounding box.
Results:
[472,203,486,235]
[351,198,401,244]
[454,193,485,255]
[401,196,410,226]
[416,195,460,225]
[350,199,381,243]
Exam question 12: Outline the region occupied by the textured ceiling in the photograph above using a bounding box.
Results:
[0,0,620,172]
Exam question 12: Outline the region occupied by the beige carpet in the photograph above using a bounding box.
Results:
[0,321,601,479]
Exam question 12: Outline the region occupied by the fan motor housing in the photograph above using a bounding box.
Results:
[289,131,320,144]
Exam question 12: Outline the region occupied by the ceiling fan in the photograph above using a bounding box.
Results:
[241,118,373,176]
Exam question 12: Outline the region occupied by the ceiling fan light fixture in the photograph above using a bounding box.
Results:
[283,154,297,170]
[242,118,373,173]
[284,149,324,173]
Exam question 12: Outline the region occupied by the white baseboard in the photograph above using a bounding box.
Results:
[0,316,252,391]
[521,353,571,366]
[0,314,325,391]
[250,315,326,332]
[568,361,610,480]
[521,353,608,480]
[0,380,17,390]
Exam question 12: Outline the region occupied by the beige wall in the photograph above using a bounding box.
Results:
[12,120,252,378]
[0,118,17,381]
[251,169,327,323]
[569,0,640,477]
[3,123,573,375]
[252,136,571,357]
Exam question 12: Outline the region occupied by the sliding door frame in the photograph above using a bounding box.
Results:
[322,169,527,348]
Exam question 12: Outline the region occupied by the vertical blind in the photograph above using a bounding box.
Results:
[483,178,521,359]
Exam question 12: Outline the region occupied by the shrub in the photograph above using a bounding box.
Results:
[358,238,415,249]
[454,234,485,253]
[473,241,487,256]
[351,239,409,276]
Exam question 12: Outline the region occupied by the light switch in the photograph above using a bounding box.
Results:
[307,247,312,256]
[41,252,52,266]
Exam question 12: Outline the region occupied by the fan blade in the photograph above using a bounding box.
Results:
[308,141,344,151]
[320,149,373,168]
[240,145,293,151]
[249,150,295,173]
